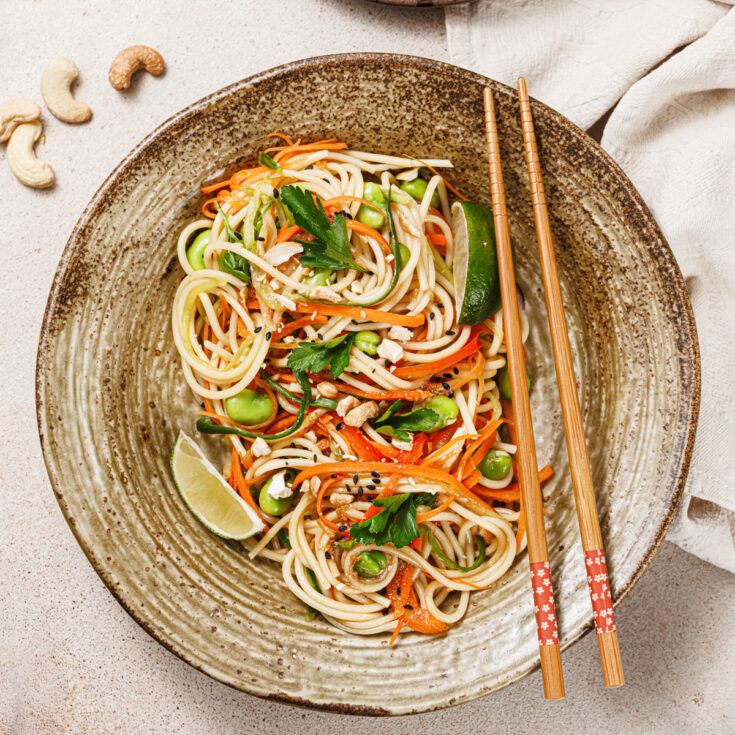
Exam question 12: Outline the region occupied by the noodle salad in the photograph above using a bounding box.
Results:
[170,133,553,641]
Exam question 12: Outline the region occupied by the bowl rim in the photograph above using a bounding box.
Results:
[35,52,701,715]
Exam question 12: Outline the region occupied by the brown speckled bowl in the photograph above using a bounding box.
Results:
[36,54,699,715]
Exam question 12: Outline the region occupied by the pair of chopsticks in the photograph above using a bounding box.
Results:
[483,80,624,699]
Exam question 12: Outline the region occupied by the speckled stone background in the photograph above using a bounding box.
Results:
[1,1,734,733]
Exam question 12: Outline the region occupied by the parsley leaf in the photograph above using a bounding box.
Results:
[280,185,362,272]
[350,493,436,549]
[286,333,356,378]
[372,400,441,442]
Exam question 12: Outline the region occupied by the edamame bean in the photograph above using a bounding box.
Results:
[355,550,387,577]
[397,242,411,270]
[357,182,386,229]
[426,395,459,431]
[478,449,512,480]
[259,475,294,516]
[224,389,274,425]
[400,177,440,208]
[355,330,381,355]
[186,229,211,270]
[497,364,530,402]
[305,269,335,287]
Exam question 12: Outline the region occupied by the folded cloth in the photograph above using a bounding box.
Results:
[446,1,735,571]
[602,8,735,572]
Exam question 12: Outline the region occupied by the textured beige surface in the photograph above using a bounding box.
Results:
[2,1,734,732]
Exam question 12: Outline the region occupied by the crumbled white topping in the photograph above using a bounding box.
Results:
[282,335,296,344]
[336,395,360,417]
[344,401,380,428]
[310,286,341,303]
[388,325,413,343]
[251,437,271,458]
[267,471,294,499]
[263,243,302,266]
[272,292,297,310]
[377,338,403,364]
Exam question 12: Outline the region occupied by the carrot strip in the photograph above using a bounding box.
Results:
[294,301,424,328]
[346,220,391,254]
[333,384,433,402]
[292,462,491,509]
[316,476,343,532]
[416,495,456,524]
[456,418,504,481]
[389,617,405,645]
[449,353,485,393]
[426,232,446,247]
[422,432,478,466]
[393,329,481,378]
[402,154,467,201]
[231,448,268,526]
[276,224,302,243]
[275,314,328,338]
[268,132,294,146]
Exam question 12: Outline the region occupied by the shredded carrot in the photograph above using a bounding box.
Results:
[294,301,424,328]
[449,353,486,394]
[276,224,302,243]
[345,220,391,254]
[275,314,328,338]
[456,418,504,481]
[416,495,456,524]
[333,384,433,402]
[293,462,491,509]
[403,154,467,201]
[268,131,294,146]
[389,617,405,645]
[230,448,268,526]
[316,476,343,532]
[426,232,446,247]
[422,432,478,466]
[393,328,481,378]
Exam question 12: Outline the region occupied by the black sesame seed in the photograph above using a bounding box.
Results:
[336,422,344,431]
[453,367,459,375]
[305,165,313,170]
[403,604,414,610]
[325,552,332,559]
[374,478,381,484]
[265,331,272,340]
[371,470,379,478]
[448,390,455,398]
[442,382,450,390]
[262,358,270,363]
[254,326,263,333]
[443,373,452,379]
[313,454,317,462]
[353,474,359,485]
[366,484,376,491]
[357,488,364,497]
[384,359,391,367]
[447,330,455,336]
[322,178,329,183]
[256,236,265,241]
[290,442,296,448]
[338,525,347,532]
[317,334,323,341]
[331,474,338,478]
[429,312,435,320]
[382,609,389,616]
[273,188,279,198]
[345,484,351,492]
[396,587,401,595]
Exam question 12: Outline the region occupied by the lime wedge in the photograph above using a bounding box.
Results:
[170,431,265,540]
[452,200,502,324]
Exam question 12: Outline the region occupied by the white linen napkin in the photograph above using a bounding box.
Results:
[446,1,735,571]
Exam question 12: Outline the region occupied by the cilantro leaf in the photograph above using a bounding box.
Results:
[373,400,441,442]
[350,492,437,549]
[280,185,361,271]
[286,333,356,378]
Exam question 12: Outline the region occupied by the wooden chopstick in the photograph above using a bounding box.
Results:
[483,87,565,701]
[516,77,624,688]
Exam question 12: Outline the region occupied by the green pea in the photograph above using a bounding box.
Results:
[186,229,211,270]
[357,182,386,229]
[400,177,440,208]
[426,395,459,431]
[224,389,274,425]
[336,538,357,550]
[259,474,294,516]
[355,330,381,355]
[397,242,411,270]
[497,364,531,402]
[355,550,387,577]
[305,269,335,287]
[478,449,512,480]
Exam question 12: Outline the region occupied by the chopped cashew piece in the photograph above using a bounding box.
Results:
[264,243,302,266]
[6,122,53,189]
[336,395,360,417]
[377,338,404,364]
[41,57,92,123]
[307,476,321,496]
[329,492,354,507]
[317,382,338,399]
[344,401,379,428]
[388,325,414,343]
[267,471,293,499]
[0,99,41,143]
[251,437,270,458]
[109,45,165,91]
[310,286,341,302]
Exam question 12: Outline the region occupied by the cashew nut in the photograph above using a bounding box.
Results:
[41,57,92,123]
[109,45,165,91]
[0,99,41,142]
[6,121,54,189]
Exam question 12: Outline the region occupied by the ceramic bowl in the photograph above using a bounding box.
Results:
[36,54,699,715]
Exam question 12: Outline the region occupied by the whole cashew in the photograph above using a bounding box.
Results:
[7,121,54,188]
[109,45,165,91]
[0,99,41,143]
[41,57,92,123]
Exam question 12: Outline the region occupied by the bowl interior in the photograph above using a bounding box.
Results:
[37,54,698,715]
